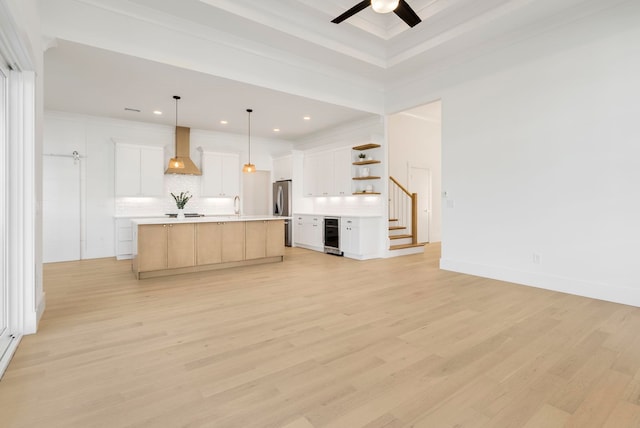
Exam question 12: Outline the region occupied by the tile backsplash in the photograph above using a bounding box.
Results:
[115,175,235,216]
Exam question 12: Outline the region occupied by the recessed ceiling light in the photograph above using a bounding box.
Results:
[220,120,228,125]
[273,128,280,132]
[303,116,311,121]
[153,110,162,115]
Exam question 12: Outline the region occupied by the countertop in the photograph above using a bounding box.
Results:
[293,212,383,218]
[131,215,291,225]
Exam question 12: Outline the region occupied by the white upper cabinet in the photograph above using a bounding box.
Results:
[200,151,240,197]
[272,155,292,181]
[303,152,320,197]
[315,151,334,196]
[302,147,351,197]
[333,147,352,196]
[115,144,164,197]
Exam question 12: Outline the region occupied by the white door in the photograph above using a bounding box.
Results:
[0,63,11,362]
[43,155,81,262]
[409,166,431,244]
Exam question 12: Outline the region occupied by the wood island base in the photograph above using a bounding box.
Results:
[131,217,287,280]
[135,255,283,279]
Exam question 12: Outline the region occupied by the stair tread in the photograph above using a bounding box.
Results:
[389,234,412,240]
[388,218,399,222]
[389,226,406,230]
[389,243,426,250]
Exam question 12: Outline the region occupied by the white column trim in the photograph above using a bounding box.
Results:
[9,70,40,334]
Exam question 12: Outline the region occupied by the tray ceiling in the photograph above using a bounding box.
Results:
[39,0,623,139]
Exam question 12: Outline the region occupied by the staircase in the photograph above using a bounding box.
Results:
[389,176,425,252]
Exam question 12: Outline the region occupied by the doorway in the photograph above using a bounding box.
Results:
[388,100,442,243]
[409,165,431,244]
[42,153,82,262]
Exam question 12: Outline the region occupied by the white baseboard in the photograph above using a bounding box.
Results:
[36,292,46,327]
[383,246,425,258]
[0,335,22,380]
[440,258,640,307]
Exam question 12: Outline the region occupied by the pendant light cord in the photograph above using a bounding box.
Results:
[174,95,180,128]
[247,108,253,163]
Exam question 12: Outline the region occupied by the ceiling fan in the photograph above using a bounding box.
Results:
[331,0,422,28]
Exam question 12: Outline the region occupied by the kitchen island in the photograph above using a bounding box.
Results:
[131,216,287,279]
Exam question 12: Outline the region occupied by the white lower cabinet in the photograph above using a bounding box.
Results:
[115,218,135,260]
[340,216,380,259]
[293,214,323,250]
[340,217,359,256]
[293,214,380,259]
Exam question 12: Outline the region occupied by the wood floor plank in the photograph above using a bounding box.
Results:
[602,401,640,428]
[522,404,571,428]
[2,244,640,427]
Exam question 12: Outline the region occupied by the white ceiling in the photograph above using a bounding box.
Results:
[44,40,375,140]
[40,0,615,140]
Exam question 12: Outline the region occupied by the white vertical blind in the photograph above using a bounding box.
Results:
[0,61,10,361]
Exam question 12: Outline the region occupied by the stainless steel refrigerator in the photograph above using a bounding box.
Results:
[273,180,292,246]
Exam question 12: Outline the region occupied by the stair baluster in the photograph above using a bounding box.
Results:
[389,176,418,249]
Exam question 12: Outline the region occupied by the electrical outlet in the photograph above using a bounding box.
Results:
[532,253,541,264]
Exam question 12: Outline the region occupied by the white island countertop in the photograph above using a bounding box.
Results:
[293,212,382,218]
[131,215,291,225]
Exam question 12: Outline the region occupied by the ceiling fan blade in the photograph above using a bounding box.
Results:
[331,0,370,24]
[394,0,422,27]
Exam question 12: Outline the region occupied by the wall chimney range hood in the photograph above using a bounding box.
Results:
[165,95,201,175]
[165,126,202,175]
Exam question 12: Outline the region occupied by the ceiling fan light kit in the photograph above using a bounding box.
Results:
[371,0,399,14]
[332,0,421,28]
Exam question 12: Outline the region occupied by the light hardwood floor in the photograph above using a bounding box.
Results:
[2,245,640,427]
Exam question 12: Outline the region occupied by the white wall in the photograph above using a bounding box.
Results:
[44,111,294,260]
[388,102,442,242]
[426,2,640,306]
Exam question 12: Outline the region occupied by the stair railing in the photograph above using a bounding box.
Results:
[389,176,417,245]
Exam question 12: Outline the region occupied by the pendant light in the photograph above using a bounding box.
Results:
[168,95,185,170]
[242,108,256,173]
[371,0,399,14]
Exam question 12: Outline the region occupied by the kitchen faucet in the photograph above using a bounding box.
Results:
[233,195,240,215]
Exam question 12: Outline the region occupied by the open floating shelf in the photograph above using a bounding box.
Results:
[352,160,381,165]
[353,176,381,180]
[353,192,381,195]
[352,143,381,151]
